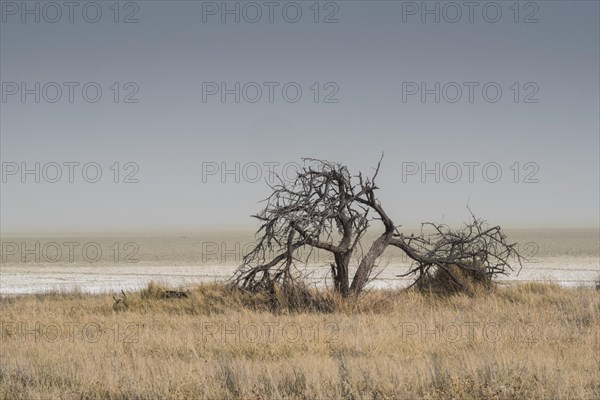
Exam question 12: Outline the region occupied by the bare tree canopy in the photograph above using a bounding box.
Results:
[231,157,523,297]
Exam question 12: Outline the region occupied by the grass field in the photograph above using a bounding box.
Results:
[1,282,598,399]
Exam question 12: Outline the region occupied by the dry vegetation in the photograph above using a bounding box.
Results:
[1,282,598,399]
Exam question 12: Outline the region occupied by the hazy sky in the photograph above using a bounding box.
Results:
[1,1,599,232]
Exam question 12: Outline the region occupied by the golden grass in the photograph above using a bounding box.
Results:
[1,282,598,399]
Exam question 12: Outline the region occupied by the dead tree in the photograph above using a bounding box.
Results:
[231,158,523,297]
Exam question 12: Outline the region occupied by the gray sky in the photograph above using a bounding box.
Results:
[1,1,599,232]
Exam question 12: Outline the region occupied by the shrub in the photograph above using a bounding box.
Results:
[415,262,492,295]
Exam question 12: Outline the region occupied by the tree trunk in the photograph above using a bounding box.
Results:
[350,235,391,295]
[333,252,351,297]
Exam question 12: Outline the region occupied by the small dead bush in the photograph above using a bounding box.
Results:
[415,262,492,296]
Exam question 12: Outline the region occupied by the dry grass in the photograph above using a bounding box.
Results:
[1,282,598,399]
